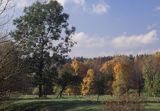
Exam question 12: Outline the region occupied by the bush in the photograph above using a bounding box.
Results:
[64,86,80,95]
[104,93,145,111]
[32,87,39,95]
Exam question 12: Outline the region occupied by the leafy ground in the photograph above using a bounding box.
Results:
[0,95,160,111]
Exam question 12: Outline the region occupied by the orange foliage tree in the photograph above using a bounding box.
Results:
[100,60,114,94]
[81,69,94,95]
[100,57,131,96]
[71,59,80,75]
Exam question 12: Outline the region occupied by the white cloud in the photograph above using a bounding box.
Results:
[72,32,105,48]
[55,0,68,6]
[15,0,33,8]
[92,2,110,14]
[70,32,108,57]
[56,0,110,15]
[55,0,85,6]
[70,30,160,58]
[73,0,85,6]
[112,30,158,48]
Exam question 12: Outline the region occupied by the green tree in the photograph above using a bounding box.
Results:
[143,55,160,96]
[131,55,144,96]
[92,74,105,101]
[10,1,75,97]
[56,66,74,98]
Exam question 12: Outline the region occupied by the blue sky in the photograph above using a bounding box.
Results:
[10,0,160,57]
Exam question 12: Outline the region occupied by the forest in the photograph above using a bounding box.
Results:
[0,0,160,111]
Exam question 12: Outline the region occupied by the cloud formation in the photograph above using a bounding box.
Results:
[15,0,34,8]
[112,30,158,48]
[14,0,110,15]
[55,0,68,6]
[92,2,110,14]
[70,30,159,57]
[55,0,109,14]
[73,0,85,6]
[55,0,85,6]
[73,32,105,48]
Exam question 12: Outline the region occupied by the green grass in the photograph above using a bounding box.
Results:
[0,95,160,111]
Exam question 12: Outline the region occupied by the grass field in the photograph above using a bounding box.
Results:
[0,95,160,111]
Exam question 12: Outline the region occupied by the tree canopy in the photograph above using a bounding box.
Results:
[10,1,75,97]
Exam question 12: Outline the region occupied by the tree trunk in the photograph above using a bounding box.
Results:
[57,87,65,98]
[138,78,141,96]
[38,58,44,98]
[60,87,65,98]
[39,84,43,97]
[138,83,141,96]
[97,94,100,102]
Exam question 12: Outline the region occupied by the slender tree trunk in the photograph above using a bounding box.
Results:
[57,87,65,98]
[38,58,44,98]
[97,94,100,102]
[38,37,45,98]
[39,84,43,97]
[60,87,65,98]
[138,81,141,96]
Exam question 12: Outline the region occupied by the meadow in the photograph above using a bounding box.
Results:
[0,95,160,111]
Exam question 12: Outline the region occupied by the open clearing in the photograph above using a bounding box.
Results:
[0,95,160,111]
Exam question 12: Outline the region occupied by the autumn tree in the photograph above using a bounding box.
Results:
[71,58,80,75]
[112,57,131,96]
[10,1,75,97]
[100,56,132,96]
[100,60,114,94]
[112,62,126,95]
[81,69,94,96]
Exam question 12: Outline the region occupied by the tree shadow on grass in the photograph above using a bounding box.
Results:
[144,103,160,111]
[1,100,102,111]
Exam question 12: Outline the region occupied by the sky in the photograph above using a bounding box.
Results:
[8,0,160,58]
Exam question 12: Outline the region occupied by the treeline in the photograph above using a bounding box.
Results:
[0,1,160,99]
[63,54,160,97]
[1,41,160,98]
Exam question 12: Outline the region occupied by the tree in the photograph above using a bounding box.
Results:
[56,66,73,98]
[0,42,31,97]
[92,74,105,101]
[10,1,75,97]
[71,58,80,75]
[112,62,126,95]
[143,55,160,96]
[112,57,131,96]
[100,60,114,95]
[100,56,131,96]
[81,69,94,96]
[130,55,144,96]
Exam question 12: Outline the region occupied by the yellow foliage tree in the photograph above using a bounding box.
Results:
[100,60,114,74]
[100,57,130,96]
[71,59,79,75]
[112,60,130,96]
[81,69,94,96]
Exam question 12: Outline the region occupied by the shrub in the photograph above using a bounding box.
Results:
[104,93,145,111]
[32,87,39,95]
